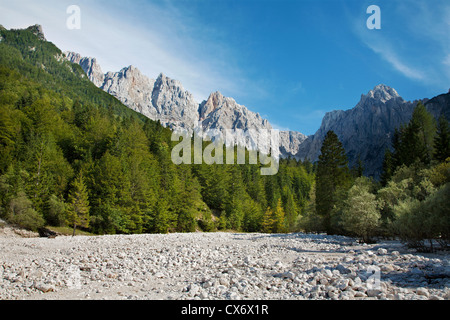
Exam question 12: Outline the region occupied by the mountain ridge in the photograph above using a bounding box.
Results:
[64,50,307,156]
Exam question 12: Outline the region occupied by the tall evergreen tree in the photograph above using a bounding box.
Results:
[434,115,450,162]
[315,130,351,233]
[409,102,436,165]
[380,148,394,187]
[390,103,437,174]
[67,171,90,236]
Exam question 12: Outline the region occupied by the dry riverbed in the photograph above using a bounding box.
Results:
[1,223,449,300]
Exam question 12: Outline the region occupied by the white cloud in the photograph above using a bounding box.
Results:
[364,40,424,81]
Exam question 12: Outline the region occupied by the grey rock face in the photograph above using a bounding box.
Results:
[64,52,105,87]
[296,85,449,178]
[151,73,199,130]
[279,131,308,158]
[102,66,155,119]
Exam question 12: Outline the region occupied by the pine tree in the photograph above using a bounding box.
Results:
[351,154,364,178]
[315,130,351,233]
[262,207,274,233]
[262,199,286,233]
[152,196,175,234]
[434,115,450,162]
[393,103,436,168]
[409,102,436,165]
[380,148,394,187]
[273,198,286,233]
[67,171,90,236]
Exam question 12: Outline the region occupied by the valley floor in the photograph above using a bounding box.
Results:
[0,224,449,300]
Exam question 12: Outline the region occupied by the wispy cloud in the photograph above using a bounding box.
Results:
[363,39,424,81]
[351,0,450,88]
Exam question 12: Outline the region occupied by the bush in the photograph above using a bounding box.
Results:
[340,177,381,242]
[7,191,45,231]
[45,194,67,226]
[392,183,449,251]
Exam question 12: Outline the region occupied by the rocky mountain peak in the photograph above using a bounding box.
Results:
[358,84,402,106]
[26,24,46,41]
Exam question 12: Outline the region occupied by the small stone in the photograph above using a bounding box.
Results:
[336,279,350,291]
[416,288,429,297]
[188,284,200,296]
[282,271,295,280]
[322,269,333,278]
[381,264,395,273]
[34,282,55,293]
[340,290,354,300]
[377,248,388,255]
[367,289,383,298]
[336,264,351,274]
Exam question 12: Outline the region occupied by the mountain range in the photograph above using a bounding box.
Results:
[64,52,307,159]
[66,47,449,177]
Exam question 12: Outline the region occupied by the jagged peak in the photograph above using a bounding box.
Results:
[360,84,401,104]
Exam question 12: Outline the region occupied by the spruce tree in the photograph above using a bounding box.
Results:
[67,171,90,236]
[434,115,450,162]
[315,130,351,233]
[380,148,394,187]
[273,198,286,233]
[409,102,436,165]
[262,207,274,233]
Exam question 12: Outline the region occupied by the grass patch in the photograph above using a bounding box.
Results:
[46,226,96,237]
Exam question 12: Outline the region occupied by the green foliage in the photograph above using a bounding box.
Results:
[434,116,450,162]
[382,103,438,182]
[7,191,45,231]
[45,194,67,227]
[262,199,286,233]
[340,177,381,242]
[391,183,449,251]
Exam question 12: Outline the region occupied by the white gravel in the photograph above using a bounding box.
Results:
[1,228,449,300]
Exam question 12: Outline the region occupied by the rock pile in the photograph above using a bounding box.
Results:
[0,232,448,300]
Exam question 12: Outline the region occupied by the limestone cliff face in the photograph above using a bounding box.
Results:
[295,85,449,177]
[64,52,105,87]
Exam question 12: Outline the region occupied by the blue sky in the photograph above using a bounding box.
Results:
[1,0,449,135]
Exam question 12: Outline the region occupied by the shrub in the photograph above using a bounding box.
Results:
[340,177,381,242]
[7,191,45,231]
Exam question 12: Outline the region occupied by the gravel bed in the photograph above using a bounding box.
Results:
[1,229,449,300]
